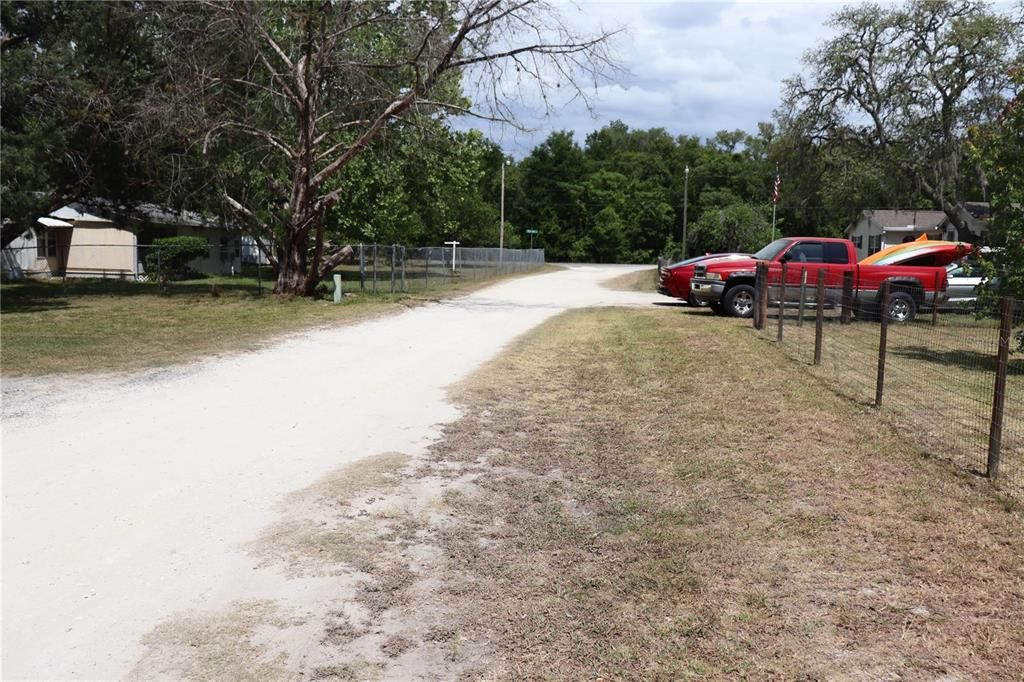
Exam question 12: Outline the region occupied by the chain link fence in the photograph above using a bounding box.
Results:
[2,242,546,293]
[748,265,1023,499]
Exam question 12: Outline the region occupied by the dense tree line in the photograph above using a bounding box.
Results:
[2,0,1021,289]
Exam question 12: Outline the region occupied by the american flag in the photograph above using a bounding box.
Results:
[771,174,781,204]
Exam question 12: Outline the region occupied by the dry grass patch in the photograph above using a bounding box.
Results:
[428,306,1024,680]
[601,266,658,293]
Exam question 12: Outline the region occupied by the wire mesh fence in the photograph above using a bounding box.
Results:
[751,265,1023,500]
[1,242,546,294]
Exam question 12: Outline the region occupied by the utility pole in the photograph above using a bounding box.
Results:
[682,165,689,260]
[499,158,509,264]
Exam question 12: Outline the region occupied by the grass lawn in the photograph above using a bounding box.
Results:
[0,266,557,376]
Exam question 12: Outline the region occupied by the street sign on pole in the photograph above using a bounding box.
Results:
[525,229,538,249]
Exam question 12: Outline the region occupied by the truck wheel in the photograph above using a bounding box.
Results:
[687,292,708,307]
[886,291,916,323]
[724,284,756,318]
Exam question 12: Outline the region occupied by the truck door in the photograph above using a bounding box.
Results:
[779,241,853,304]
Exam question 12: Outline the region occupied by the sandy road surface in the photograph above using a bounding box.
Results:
[2,265,662,680]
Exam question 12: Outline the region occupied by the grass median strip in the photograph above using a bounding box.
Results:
[0,266,557,376]
[425,306,1024,679]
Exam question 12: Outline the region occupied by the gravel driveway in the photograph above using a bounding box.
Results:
[2,265,662,680]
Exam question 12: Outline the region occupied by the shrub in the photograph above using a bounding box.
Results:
[144,236,208,283]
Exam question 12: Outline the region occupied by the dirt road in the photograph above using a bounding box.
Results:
[1,265,660,680]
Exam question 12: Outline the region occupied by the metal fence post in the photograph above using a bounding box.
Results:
[814,269,825,365]
[987,296,1014,479]
[841,271,854,324]
[875,281,891,407]
[798,267,807,327]
[401,246,406,292]
[390,244,396,293]
[778,262,787,342]
[372,244,377,294]
[359,244,365,291]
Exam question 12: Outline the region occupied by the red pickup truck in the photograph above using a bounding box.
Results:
[689,237,965,322]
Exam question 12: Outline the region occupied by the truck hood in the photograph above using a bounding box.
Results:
[859,240,975,267]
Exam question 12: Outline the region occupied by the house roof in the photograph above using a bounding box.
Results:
[863,209,949,230]
[45,201,227,230]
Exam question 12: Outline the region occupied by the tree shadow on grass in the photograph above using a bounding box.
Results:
[1,277,266,313]
[890,344,1024,375]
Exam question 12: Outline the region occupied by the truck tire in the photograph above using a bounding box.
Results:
[723,284,756,318]
[886,291,916,323]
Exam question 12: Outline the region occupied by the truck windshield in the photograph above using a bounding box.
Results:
[752,239,791,261]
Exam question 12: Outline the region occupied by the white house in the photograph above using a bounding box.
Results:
[845,205,989,261]
[2,203,241,280]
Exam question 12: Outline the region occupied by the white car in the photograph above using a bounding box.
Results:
[945,260,986,304]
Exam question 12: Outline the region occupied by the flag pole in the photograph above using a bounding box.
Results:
[771,167,780,242]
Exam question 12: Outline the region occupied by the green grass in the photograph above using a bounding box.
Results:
[0,265,557,376]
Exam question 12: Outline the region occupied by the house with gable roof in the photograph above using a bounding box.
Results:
[1,202,242,280]
[844,204,990,261]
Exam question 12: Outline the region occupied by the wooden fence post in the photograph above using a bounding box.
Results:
[753,262,766,330]
[841,271,854,324]
[778,262,787,342]
[798,267,807,327]
[875,281,891,407]
[814,269,825,365]
[987,297,1014,479]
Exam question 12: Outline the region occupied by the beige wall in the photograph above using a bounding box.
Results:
[65,221,137,277]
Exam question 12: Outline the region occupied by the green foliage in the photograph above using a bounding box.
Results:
[144,236,209,282]
[690,203,773,254]
[969,71,1024,304]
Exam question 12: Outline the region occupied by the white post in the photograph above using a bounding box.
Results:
[444,240,460,272]
[333,273,342,303]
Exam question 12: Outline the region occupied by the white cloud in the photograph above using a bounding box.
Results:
[457,1,846,156]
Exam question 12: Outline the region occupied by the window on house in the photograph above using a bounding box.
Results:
[868,235,882,255]
[35,228,57,258]
[852,235,863,249]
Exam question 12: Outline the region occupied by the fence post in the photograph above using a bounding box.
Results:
[798,267,807,327]
[753,262,766,330]
[778,262,787,342]
[359,244,365,291]
[425,248,430,290]
[814,269,825,365]
[333,273,342,303]
[372,244,377,294]
[987,297,1013,479]
[401,246,406,293]
[841,271,854,324]
[932,271,940,327]
[390,245,396,293]
[875,281,891,407]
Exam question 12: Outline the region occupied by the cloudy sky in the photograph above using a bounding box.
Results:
[465,0,846,157]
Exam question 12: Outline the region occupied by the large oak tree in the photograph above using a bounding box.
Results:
[777,0,1022,236]
[152,0,616,295]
